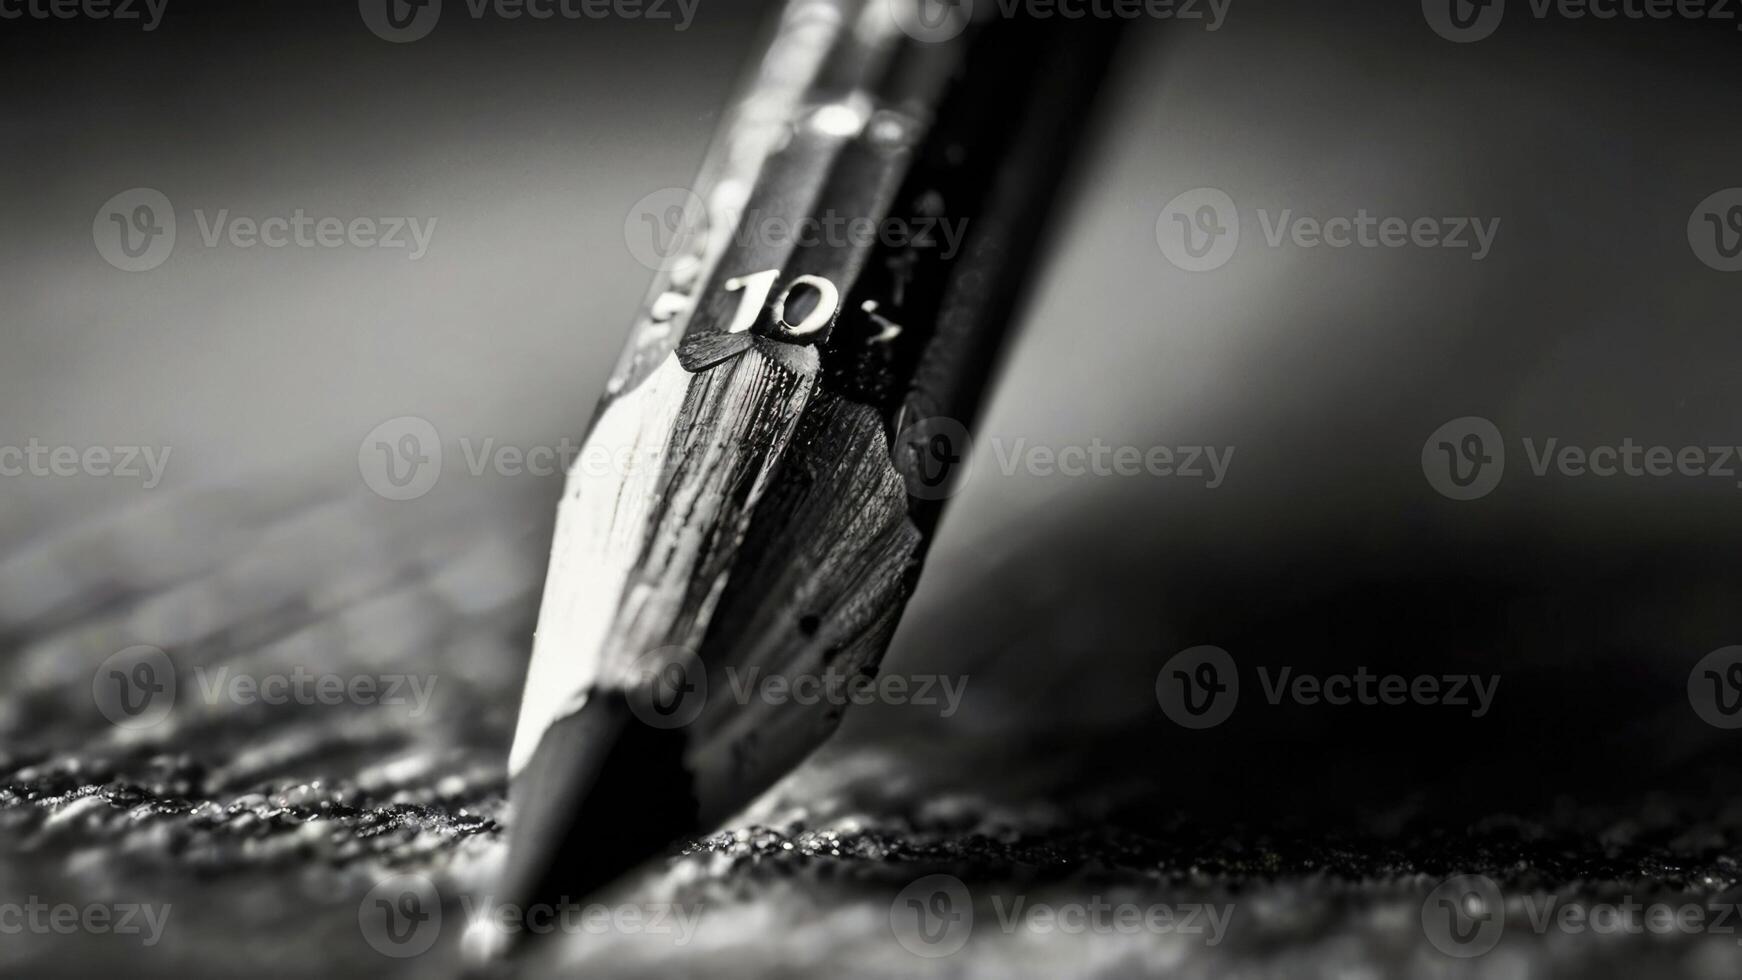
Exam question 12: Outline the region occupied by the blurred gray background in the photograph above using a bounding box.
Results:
[4,0,1742,976]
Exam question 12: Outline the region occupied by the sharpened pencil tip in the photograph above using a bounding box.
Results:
[479,692,698,966]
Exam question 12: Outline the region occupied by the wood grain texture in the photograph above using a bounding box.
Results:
[510,347,816,777]
[689,393,922,824]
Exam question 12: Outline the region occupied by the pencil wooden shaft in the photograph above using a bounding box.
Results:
[495,0,1122,948]
[511,0,976,799]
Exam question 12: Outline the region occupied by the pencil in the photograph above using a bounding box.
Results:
[478,0,1121,964]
